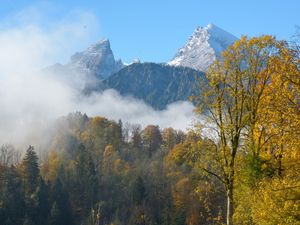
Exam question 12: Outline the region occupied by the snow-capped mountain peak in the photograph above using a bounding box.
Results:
[69,38,124,79]
[84,38,110,54]
[168,24,238,71]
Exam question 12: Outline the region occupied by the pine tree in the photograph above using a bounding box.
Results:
[132,176,146,205]
[74,144,98,215]
[22,146,39,194]
[50,178,73,225]
[0,166,25,224]
[35,178,50,224]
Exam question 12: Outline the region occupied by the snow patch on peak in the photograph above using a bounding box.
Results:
[168,24,238,71]
[132,58,141,64]
[69,38,124,79]
[99,38,109,44]
[124,58,141,66]
[206,23,214,29]
[88,38,110,50]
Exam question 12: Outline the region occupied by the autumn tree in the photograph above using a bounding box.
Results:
[131,125,142,150]
[240,33,300,224]
[102,145,116,174]
[194,36,295,225]
[166,133,225,224]
[162,128,177,151]
[142,125,162,157]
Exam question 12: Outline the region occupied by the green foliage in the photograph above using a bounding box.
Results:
[1,37,299,225]
[132,176,146,204]
[22,146,40,194]
[0,166,25,225]
[142,125,162,157]
[50,178,73,225]
[74,144,98,213]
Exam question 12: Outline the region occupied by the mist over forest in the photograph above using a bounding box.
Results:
[0,2,299,225]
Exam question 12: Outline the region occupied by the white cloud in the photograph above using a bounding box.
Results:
[0,5,100,68]
[0,5,195,148]
[76,89,195,130]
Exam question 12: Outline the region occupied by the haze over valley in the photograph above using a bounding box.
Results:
[0,2,299,225]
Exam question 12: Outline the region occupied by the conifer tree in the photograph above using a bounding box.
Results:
[22,146,39,194]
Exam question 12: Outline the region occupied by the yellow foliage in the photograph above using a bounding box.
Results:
[255,178,299,224]
[234,175,300,225]
[40,150,62,181]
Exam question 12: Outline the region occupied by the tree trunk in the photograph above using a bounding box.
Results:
[226,188,234,225]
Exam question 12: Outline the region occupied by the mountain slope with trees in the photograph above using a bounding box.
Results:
[0,34,299,225]
[103,62,206,109]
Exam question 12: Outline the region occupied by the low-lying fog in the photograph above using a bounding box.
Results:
[0,7,195,148]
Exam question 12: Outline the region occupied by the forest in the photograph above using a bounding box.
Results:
[0,35,299,225]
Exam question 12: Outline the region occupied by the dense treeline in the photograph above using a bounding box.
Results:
[0,113,226,225]
[0,34,299,225]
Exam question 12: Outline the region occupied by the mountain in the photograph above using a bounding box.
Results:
[45,24,235,109]
[168,24,238,71]
[46,39,124,82]
[103,62,206,109]
[70,39,124,79]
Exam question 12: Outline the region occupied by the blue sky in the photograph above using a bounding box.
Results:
[1,0,299,64]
